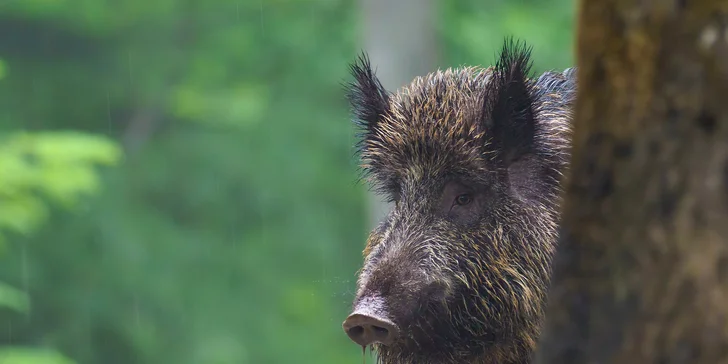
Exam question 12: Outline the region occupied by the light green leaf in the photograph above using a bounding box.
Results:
[0,282,30,314]
[0,194,48,236]
[0,347,76,364]
[18,131,123,165]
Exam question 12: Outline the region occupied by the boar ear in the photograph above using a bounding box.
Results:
[345,52,391,136]
[482,37,537,165]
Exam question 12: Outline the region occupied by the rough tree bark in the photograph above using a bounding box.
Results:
[534,1,728,363]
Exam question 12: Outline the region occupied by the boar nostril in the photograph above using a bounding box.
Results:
[348,325,364,337]
[373,325,388,336]
[342,313,399,346]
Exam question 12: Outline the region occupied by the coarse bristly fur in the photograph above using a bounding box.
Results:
[343,37,576,364]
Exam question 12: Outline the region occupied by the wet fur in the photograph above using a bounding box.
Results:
[345,38,576,364]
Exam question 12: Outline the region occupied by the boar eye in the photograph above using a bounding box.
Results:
[455,194,472,206]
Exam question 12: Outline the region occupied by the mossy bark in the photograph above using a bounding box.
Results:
[534,1,728,363]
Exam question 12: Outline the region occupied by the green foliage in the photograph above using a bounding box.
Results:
[440,0,575,72]
[171,84,269,127]
[0,132,121,244]
[0,1,575,364]
[0,347,76,364]
[0,281,29,313]
[0,60,117,364]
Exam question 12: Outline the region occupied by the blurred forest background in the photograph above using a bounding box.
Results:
[0,1,574,363]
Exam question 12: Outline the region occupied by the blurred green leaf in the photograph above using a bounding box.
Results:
[0,282,29,313]
[0,194,47,236]
[170,84,269,127]
[13,132,123,166]
[0,131,122,241]
[0,347,76,364]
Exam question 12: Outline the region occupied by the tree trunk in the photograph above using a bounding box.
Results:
[358,0,438,228]
[534,1,728,363]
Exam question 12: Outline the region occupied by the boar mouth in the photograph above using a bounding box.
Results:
[374,324,500,364]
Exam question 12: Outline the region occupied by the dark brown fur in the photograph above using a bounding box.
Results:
[344,38,576,364]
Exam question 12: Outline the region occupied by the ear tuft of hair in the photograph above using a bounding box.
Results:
[345,52,390,135]
[483,37,537,165]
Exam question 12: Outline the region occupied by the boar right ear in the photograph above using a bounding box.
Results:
[345,52,390,135]
[481,38,537,166]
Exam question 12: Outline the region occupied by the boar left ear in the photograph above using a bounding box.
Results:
[345,52,391,137]
[482,37,537,165]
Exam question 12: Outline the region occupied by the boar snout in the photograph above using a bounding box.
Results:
[343,295,399,346]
